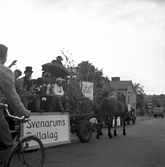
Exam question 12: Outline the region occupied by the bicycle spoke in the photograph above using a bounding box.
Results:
[6,136,44,167]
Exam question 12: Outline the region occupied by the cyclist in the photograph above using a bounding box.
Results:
[0,44,31,166]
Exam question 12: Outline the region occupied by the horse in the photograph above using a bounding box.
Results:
[96,96,128,139]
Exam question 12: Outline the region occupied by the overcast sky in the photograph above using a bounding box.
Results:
[0,0,165,95]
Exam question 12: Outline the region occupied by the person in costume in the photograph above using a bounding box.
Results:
[52,77,69,112]
[15,66,44,112]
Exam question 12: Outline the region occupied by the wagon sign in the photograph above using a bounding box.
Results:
[21,112,71,148]
[81,81,93,100]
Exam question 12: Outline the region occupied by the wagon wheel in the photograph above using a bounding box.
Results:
[77,120,92,143]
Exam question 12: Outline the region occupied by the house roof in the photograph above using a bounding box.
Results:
[110,81,132,90]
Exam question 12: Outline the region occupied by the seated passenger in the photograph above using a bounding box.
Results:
[52,77,69,113]
[30,72,54,112]
[15,66,44,112]
[70,75,81,90]
[35,72,53,95]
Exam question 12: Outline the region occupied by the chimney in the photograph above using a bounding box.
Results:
[111,77,120,81]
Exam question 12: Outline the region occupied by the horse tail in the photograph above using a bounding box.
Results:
[118,100,128,120]
[118,99,127,113]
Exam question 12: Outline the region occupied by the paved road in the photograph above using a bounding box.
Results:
[43,116,165,167]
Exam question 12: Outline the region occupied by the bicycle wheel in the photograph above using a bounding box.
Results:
[5,135,45,167]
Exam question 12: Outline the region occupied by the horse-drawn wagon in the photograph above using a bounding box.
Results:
[36,61,97,143]
[40,89,97,143]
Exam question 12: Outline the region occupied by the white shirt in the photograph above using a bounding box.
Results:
[53,83,64,96]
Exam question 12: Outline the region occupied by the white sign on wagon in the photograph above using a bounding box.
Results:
[81,81,93,100]
[21,112,71,148]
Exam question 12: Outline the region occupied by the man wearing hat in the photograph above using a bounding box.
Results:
[52,77,69,112]
[16,66,44,112]
[15,66,34,108]
[0,44,31,165]
[51,56,64,66]
[71,75,81,90]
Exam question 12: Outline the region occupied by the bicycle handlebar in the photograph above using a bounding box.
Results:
[5,108,30,122]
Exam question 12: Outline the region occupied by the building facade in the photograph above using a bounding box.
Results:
[144,94,165,110]
[109,77,137,111]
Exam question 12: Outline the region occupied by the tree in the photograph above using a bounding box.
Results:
[133,83,144,95]
[60,50,111,102]
[60,48,76,77]
[76,61,111,101]
[133,83,145,109]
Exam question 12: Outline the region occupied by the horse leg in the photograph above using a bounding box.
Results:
[96,118,102,139]
[96,124,102,139]
[122,116,127,135]
[108,118,113,138]
[96,126,100,139]
[114,117,117,136]
[99,124,103,135]
[97,116,103,135]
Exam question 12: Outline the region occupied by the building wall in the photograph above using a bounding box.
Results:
[126,83,136,110]
[111,84,136,111]
[144,94,165,110]
[110,78,136,111]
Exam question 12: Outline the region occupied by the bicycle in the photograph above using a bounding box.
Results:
[3,108,45,167]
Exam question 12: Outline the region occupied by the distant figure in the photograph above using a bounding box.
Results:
[157,103,160,107]
[14,69,22,80]
[51,56,64,66]
[117,92,126,104]
[136,108,140,116]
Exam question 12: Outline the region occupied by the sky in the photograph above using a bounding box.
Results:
[0,0,165,95]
